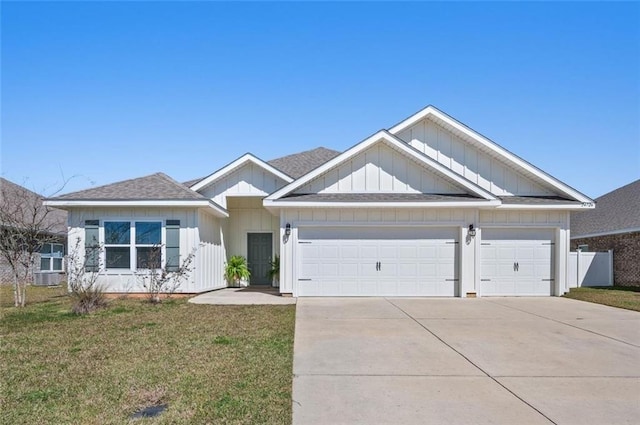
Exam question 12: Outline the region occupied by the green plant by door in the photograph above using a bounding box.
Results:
[225,256,251,287]
[268,254,280,282]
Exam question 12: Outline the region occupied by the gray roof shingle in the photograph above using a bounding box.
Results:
[1,178,68,235]
[267,147,341,179]
[51,173,206,201]
[499,196,581,205]
[280,193,483,202]
[571,179,640,237]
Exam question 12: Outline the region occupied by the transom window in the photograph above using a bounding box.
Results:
[40,243,64,271]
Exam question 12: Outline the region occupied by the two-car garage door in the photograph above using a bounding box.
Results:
[297,227,458,297]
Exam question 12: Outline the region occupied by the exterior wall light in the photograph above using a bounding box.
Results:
[468,224,476,238]
[285,223,291,237]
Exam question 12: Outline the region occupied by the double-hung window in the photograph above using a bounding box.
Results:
[135,222,162,269]
[100,220,172,270]
[40,243,64,271]
[104,222,132,269]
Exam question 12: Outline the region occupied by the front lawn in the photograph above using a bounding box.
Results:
[563,286,640,312]
[0,285,295,424]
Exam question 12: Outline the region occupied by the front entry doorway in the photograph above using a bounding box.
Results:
[247,233,273,285]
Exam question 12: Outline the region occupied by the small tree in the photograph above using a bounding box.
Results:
[135,245,196,303]
[66,237,108,314]
[0,179,67,307]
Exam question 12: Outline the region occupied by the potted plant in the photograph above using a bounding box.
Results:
[225,256,251,287]
[267,254,280,286]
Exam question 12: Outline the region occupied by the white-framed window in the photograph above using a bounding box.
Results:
[40,243,64,272]
[96,220,178,270]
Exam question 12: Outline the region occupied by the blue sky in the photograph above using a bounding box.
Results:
[2,1,639,198]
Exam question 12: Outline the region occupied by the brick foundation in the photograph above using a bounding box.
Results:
[572,231,640,286]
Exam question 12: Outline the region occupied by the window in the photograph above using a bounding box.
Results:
[577,244,589,252]
[99,220,176,270]
[40,243,64,271]
[104,221,131,269]
[135,221,161,269]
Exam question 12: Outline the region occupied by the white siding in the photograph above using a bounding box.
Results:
[294,143,464,194]
[67,207,223,293]
[196,210,226,292]
[396,118,555,196]
[200,162,289,208]
[225,197,280,259]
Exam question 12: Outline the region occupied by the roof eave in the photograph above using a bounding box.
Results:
[44,199,229,218]
[263,199,502,209]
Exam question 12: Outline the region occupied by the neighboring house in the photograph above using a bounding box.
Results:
[571,179,640,286]
[0,178,68,285]
[45,105,595,297]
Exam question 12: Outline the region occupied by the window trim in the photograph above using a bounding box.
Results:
[97,218,174,272]
[40,242,65,272]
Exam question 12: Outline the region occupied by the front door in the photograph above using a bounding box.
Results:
[247,233,273,285]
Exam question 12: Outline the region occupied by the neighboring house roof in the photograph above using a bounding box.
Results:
[571,179,640,238]
[45,173,228,217]
[267,147,341,179]
[0,177,68,235]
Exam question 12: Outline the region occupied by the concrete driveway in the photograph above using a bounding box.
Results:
[293,297,640,425]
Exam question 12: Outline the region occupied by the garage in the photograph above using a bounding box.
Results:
[480,228,554,296]
[296,227,458,296]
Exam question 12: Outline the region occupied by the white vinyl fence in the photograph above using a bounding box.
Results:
[568,250,613,288]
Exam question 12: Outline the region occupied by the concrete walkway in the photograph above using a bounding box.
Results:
[188,287,296,305]
[293,297,640,425]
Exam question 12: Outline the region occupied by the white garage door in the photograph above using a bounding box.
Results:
[481,228,554,296]
[297,227,458,297]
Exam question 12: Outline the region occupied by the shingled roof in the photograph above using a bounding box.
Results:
[0,178,68,235]
[571,179,640,237]
[184,147,342,187]
[51,173,206,201]
[267,147,341,179]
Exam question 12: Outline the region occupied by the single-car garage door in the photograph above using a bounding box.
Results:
[481,228,554,296]
[296,227,458,296]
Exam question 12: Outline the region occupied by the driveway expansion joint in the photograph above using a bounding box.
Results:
[384,297,559,425]
[484,299,640,348]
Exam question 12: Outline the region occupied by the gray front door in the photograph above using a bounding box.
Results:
[247,233,273,285]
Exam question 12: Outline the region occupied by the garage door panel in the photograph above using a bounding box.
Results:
[297,226,458,296]
[481,229,554,296]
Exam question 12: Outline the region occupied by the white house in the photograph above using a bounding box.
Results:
[45,105,595,297]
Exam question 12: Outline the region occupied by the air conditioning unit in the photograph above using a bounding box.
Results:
[34,272,65,286]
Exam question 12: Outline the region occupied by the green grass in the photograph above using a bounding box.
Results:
[563,286,640,312]
[0,285,295,424]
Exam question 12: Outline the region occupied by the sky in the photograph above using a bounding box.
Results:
[1,1,639,199]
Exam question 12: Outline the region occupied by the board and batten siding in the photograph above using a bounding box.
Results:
[294,143,464,194]
[199,162,289,209]
[196,210,227,292]
[395,118,554,197]
[224,197,280,259]
[67,207,223,293]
